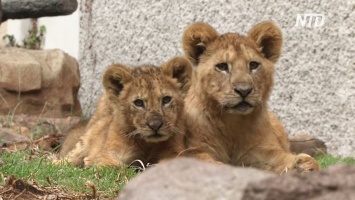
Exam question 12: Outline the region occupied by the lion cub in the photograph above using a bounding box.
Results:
[180,21,320,173]
[61,57,193,167]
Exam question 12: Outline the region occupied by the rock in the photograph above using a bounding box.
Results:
[118,158,275,200]
[1,133,65,152]
[18,126,31,138]
[289,134,327,157]
[4,126,32,138]
[0,48,82,118]
[118,158,355,200]
[1,0,78,22]
[0,127,30,146]
[0,115,81,141]
[242,164,355,200]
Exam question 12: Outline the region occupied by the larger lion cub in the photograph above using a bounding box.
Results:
[63,57,193,167]
[181,21,320,173]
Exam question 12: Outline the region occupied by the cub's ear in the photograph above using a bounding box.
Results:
[102,64,132,96]
[182,22,219,66]
[247,21,282,63]
[162,56,193,94]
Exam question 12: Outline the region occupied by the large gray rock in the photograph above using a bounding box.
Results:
[0,48,82,118]
[1,0,78,22]
[119,158,355,200]
[78,0,355,157]
[118,158,275,200]
[243,164,355,200]
[0,127,30,146]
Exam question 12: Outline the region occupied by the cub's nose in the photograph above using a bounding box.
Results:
[147,116,163,131]
[234,87,253,98]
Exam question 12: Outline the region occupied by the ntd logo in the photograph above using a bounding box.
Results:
[295,14,325,28]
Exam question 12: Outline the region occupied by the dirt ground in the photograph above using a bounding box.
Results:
[0,115,94,200]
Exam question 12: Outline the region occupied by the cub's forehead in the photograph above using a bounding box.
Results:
[130,65,173,90]
[215,33,257,48]
[208,33,261,57]
[124,65,178,99]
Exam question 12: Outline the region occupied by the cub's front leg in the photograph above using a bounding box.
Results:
[84,139,138,167]
[262,115,321,173]
[246,148,320,173]
[84,152,124,167]
[178,146,225,165]
[53,140,87,166]
[291,153,321,173]
[63,141,89,167]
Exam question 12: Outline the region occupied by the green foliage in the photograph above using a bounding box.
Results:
[2,19,46,50]
[0,151,137,198]
[23,24,46,49]
[2,34,18,47]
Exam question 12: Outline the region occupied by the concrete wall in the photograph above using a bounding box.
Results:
[38,11,80,59]
[2,6,80,59]
[79,0,354,157]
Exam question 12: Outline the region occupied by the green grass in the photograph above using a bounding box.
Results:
[316,154,355,169]
[0,151,137,198]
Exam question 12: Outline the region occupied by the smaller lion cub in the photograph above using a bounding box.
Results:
[61,57,193,167]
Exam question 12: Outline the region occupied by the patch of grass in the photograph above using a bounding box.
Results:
[316,154,355,169]
[0,151,137,198]
[1,150,354,198]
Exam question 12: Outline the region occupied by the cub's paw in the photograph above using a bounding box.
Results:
[52,159,69,166]
[84,156,123,168]
[83,156,94,167]
[292,153,321,173]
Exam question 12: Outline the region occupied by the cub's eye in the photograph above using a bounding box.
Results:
[215,63,229,72]
[162,96,172,105]
[133,99,144,107]
[249,61,260,71]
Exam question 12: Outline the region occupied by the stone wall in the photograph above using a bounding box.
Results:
[78,0,355,157]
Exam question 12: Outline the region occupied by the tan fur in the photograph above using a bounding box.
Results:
[59,120,89,158]
[62,57,193,167]
[181,21,320,173]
